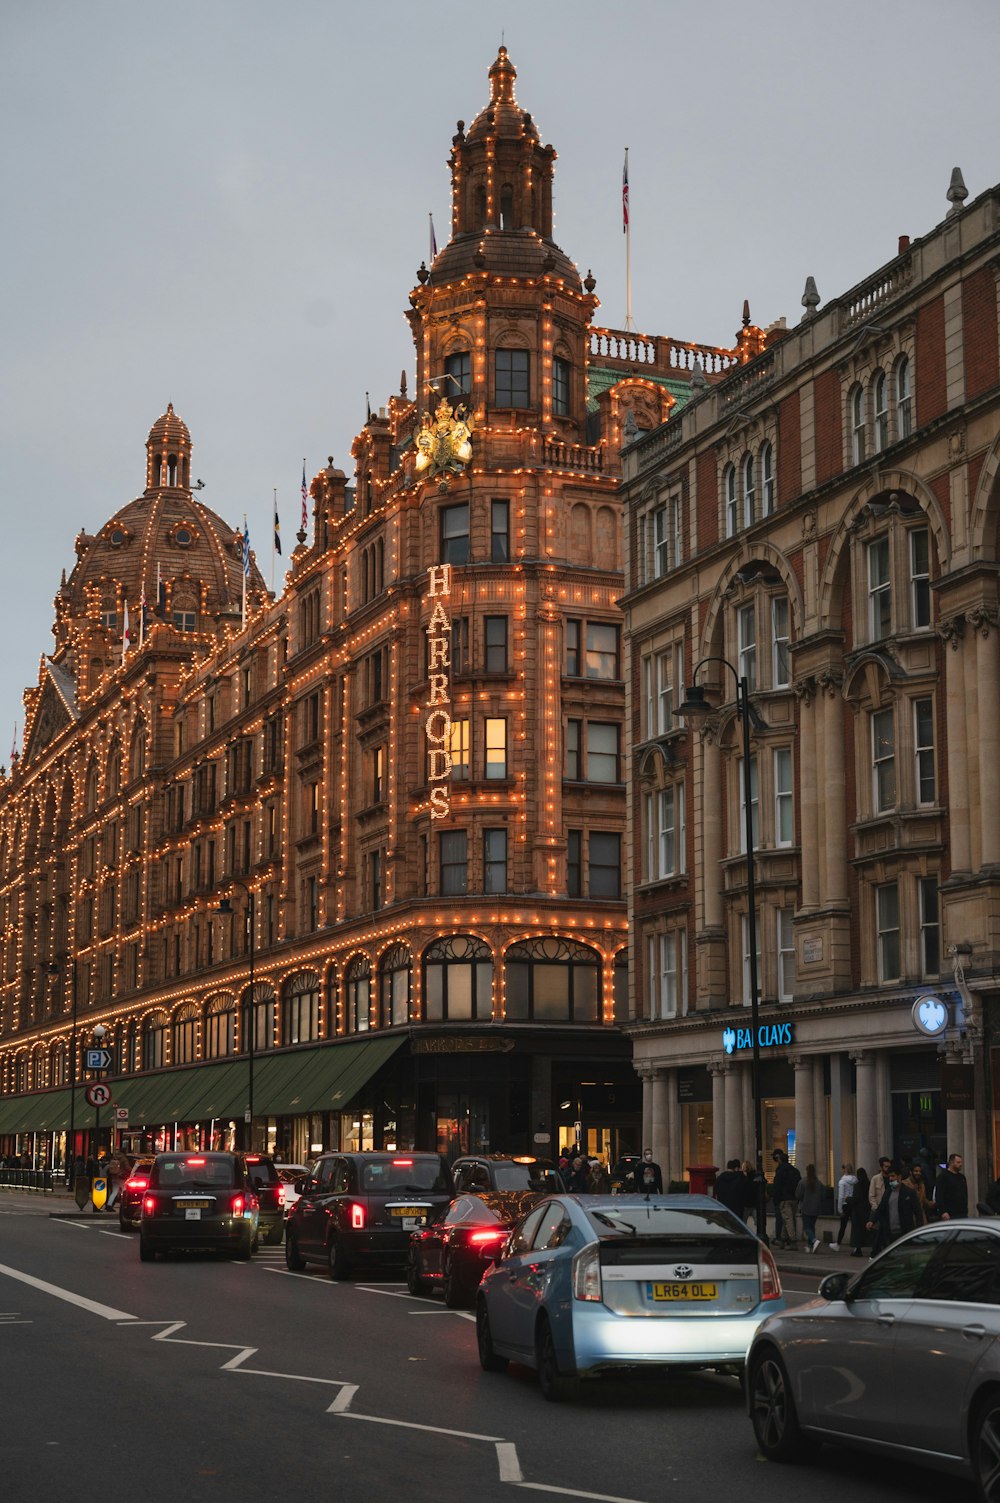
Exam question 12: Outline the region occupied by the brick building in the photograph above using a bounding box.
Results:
[0,50,735,1169]
[622,172,1000,1202]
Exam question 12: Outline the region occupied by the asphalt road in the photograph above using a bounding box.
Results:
[0,1201,979,1503]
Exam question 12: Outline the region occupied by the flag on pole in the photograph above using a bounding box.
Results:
[242,519,251,578]
[429,212,438,261]
[121,599,130,665]
[154,562,167,619]
[274,499,281,555]
[622,148,630,233]
[301,461,308,532]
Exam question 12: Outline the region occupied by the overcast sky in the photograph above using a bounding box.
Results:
[2,0,998,744]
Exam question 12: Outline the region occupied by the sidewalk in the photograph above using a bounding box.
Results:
[0,1181,120,1219]
[768,1215,869,1278]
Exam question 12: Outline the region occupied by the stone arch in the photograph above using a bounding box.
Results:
[698,545,806,662]
[970,428,1000,563]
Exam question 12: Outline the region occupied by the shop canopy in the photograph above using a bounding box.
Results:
[0,1035,406,1134]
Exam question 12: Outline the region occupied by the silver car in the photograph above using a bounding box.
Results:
[476,1193,785,1401]
[747,1218,1000,1497]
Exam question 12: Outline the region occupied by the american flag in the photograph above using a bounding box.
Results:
[301,462,308,532]
[622,149,629,234]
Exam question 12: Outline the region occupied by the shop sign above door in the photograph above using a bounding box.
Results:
[722,1021,795,1055]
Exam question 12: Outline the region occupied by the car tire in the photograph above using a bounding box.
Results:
[443,1258,471,1309]
[235,1230,254,1261]
[265,1223,284,1247]
[536,1316,578,1403]
[406,1252,431,1296]
[476,1297,508,1373]
[119,1213,129,1233]
[971,1390,1000,1502]
[749,1347,806,1462]
[328,1236,352,1281]
[284,1229,306,1271]
[139,1236,155,1263]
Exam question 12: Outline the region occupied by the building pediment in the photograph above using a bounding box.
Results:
[22,663,78,765]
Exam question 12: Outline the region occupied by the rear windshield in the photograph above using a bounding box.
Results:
[492,1163,562,1192]
[361,1157,450,1193]
[243,1157,280,1187]
[150,1155,238,1190]
[585,1204,748,1239]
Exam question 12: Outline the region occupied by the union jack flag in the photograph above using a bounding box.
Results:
[622,150,629,233]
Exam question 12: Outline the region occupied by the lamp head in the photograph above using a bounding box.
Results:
[92,1023,106,1042]
[217,897,234,915]
[675,684,712,723]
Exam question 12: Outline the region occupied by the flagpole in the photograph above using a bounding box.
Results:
[242,515,248,628]
[270,489,276,594]
[624,146,634,332]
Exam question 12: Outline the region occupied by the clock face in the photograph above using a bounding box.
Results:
[913,996,948,1035]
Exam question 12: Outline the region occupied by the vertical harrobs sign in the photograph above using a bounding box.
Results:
[425,563,452,819]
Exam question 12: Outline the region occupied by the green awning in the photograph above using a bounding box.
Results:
[0,1086,76,1133]
[253,1035,405,1116]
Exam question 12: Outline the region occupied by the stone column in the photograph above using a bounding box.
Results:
[975,612,1000,866]
[702,736,723,928]
[665,1072,682,1187]
[811,1058,829,1183]
[650,1068,670,1174]
[851,1051,879,1176]
[637,1065,653,1154]
[797,683,820,910]
[724,1063,743,1165]
[821,679,848,906]
[791,1055,815,1170]
[964,636,983,871]
[942,619,971,872]
[710,1063,726,1170]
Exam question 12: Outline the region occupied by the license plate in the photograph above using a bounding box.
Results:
[176,1199,211,1209]
[184,1208,202,1221]
[647,1281,718,1301]
[391,1207,425,1226]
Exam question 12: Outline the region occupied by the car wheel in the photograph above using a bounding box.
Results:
[476,1297,508,1373]
[443,1257,471,1309]
[139,1236,155,1263]
[235,1230,254,1261]
[749,1347,806,1462]
[406,1251,431,1296]
[284,1229,306,1271]
[536,1316,578,1403]
[119,1213,129,1233]
[266,1223,284,1246]
[328,1236,352,1281]
[972,1391,1000,1502]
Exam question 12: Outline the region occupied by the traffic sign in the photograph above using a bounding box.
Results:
[85,1048,112,1071]
[85,1082,111,1107]
[115,1106,129,1124]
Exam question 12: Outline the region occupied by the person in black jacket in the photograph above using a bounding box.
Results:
[869,1162,921,1246]
[714,1159,748,1217]
[771,1150,801,1248]
[635,1149,663,1196]
[934,1153,969,1220]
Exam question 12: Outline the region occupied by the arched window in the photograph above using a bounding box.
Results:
[423,935,493,1022]
[13,1052,27,1092]
[850,385,866,464]
[500,184,514,229]
[873,370,888,453]
[107,745,122,799]
[282,970,321,1045]
[49,1040,67,1088]
[142,1011,168,1070]
[379,944,411,1028]
[240,983,275,1054]
[345,955,372,1033]
[896,355,912,438]
[474,183,486,227]
[129,724,146,782]
[504,937,600,1023]
[742,453,756,528]
[172,1003,199,1065]
[204,993,235,1059]
[30,1044,46,1090]
[724,464,738,537]
[760,441,775,515]
[84,762,99,815]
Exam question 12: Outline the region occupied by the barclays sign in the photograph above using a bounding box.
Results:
[722,1021,795,1056]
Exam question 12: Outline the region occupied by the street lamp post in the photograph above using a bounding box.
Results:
[218,882,255,1151]
[42,959,79,1187]
[677,659,769,1246]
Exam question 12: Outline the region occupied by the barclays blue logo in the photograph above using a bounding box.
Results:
[720,1021,795,1055]
[723,1027,737,1055]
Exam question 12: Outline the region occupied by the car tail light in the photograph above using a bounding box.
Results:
[126,1175,148,1190]
[276,1185,285,1207]
[468,1229,506,1246]
[143,1195,156,1215]
[232,1195,245,1216]
[760,1244,783,1301]
[186,1157,206,1166]
[572,1245,602,1302]
[391,1158,413,1167]
[245,1155,261,1163]
[350,1202,366,1229]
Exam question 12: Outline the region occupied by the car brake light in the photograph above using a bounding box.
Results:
[572,1245,602,1302]
[126,1176,148,1190]
[391,1158,413,1166]
[143,1195,156,1214]
[469,1229,506,1245]
[760,1244,783,1301]
[245,1155,261,1162]
[276,1185,285,1206]
[350,1202,366,1229]
[232,1195,245,1216]
[186,1157,206,1166]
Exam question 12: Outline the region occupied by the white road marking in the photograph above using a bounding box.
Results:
[52,1220,90,1230]
[515,1487,653,1502]
[327,1384,358,1413]
[0,1263,136,1321]
[497,1443,523,1482]
[335,1411,505,1443]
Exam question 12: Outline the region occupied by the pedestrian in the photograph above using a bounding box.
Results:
[566,1155,592,1193]
[714,1159,748,1217]
[635,1148,663,1196]
[106,1146,131,1210]
[770,1149,801,1249]
[869,1161,921,1247]
[933,1152,969,1221]
[796,1163,826,1252]
[832,1162,858,1249]
[867,1156,893,1257]
[848,1167,870,1256]
[740,1160,759,1230]
[589,1157,610,1193]
[903,1163,933,1224]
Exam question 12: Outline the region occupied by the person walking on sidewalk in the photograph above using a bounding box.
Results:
[796,1164,826,1252]
[635,1149,663,1196]
[869,1162,921,1248]
[771,1150,801,1248]
[714,1159,747,1217]
[832,1163,858,1249]
[848,1167,871,1256]
[867,1157,892,1257]
[934,1153,969,1221]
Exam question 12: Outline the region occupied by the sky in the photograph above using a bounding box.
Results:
[1,0,998,741]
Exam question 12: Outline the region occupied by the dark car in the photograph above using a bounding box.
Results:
[451,1155,565,1194]
[284,1151,453,1279]
[407,1190,542,1307]
[138,1152,260,1262]
[118,1155,157,1231]
[240,1153,285,1244]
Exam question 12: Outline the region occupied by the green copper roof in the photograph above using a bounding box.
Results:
[585,365,694,412]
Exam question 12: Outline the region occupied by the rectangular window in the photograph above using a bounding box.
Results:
[587,722,619,783]
[306,781,320,833]
[483,828,507,894]
[491,500,510,562]
[914,698,935,805]
[872,707,896,812]
[370,849,383,911]
[588,831,621,898]
[306,875,318,932]
[876,882,900,982]
[774,747,794,846]
[565,719,581,781]
[440,503,470,565]
[484,616,508,673]
[444,350,470,397]
[653,506,668,578]
[777,908,795,1002]
[566,619,581,677]
[642,655,655,739]
[567,829,582,897]
[737,604,757,690]
[440,830,468,895]
[495,348,530,407]
[739,755,760,851]
[771,596,790,688]
[658,785,685,876]
[919,877,940,978]
[741,912,763,1006]
[910,528,931,628]
[371,746,385,804]
[868,538,892,639]
[552,356,570,416]
[449,718,470,781]
[450,616,470,675]
[586,622,619,679]
[655,647,682,735]
[485,718,507,779]
[659,933,679,1020]
[643,791,655,880]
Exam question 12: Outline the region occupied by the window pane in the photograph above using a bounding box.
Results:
[505,962,529,1019]
[448,965,473,1020]
[495,349,530,407]
[586,622,619,679]
[587,723,619,782]
[573,964,599,1021]
[485,718,507,779]
[441,504,470,564]
[533,965,569,1020]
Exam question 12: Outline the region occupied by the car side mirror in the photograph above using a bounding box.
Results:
[818,1271,852,1302]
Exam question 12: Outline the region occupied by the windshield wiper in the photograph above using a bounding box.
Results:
[592,1211,635,1234]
